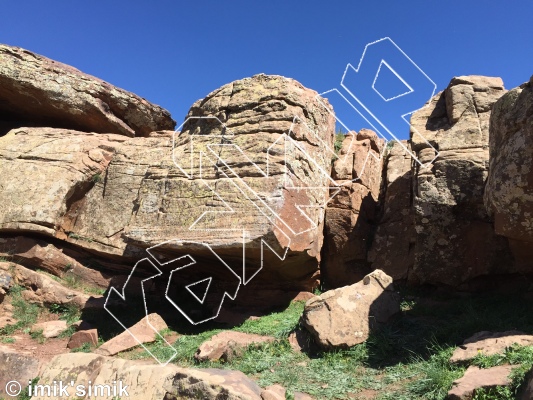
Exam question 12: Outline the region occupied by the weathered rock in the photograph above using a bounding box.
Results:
[301,270,400,349]
[450,331,533,363]
[67,329,99,349]
[261,384,286,400]
[448,365,515,400]
[195,331,275,362]
[0,346,41,399]
[0,237,110,289]
[0,262,99,309]
[31,320,68,338]
[368,140,415,280]
[405,76,513,286]
[95,313,167,356]
[34,352,262,400]
[0,44,175,137]
[323,129,384,288]
[484,77,533,271]
[0,127,127,238]
[0,74,335,294]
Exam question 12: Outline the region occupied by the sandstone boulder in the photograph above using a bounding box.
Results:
[0,44,175,137]
[0,74,335,296]
[301,270,400,349]
[322,129,384,288]
[376,75,514,286]
[195,331,275,362]
[34,352,262,400]
[484,76,533,271]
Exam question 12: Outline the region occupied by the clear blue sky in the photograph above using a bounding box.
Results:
[1,1,532,139]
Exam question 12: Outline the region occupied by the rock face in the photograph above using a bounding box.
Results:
[322,129,384,288]
[0,44,175,137]
[484,76,533,271]
[301,270,400,349]
[170,73,335,285]
[371,76,514,286]
[368,140,415,280]
[34,353,262,400]
[0,73,335,295]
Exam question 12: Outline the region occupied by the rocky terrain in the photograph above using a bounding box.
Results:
[0,43,532,399]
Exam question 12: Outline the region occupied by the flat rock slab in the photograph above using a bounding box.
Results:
[34,352,262,400]
[196,331,275,362]
[451,331,533,363]
[0,44,175,137]
[31,320,68,338]
[448,365,515,400]
[95,313,167,356]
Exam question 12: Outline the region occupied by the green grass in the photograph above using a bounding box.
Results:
[233,301,305,338]
[87,288,533,399]
[0,285,40,336]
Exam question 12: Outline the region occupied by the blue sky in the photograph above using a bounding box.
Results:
[1,1,532,139]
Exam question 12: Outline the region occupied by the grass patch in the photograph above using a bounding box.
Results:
[0,285,40,336]
[234,301,305,338]
[81,288,533,399]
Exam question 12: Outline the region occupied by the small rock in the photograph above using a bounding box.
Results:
[95,313,167,356]
[450,331,533,363]
[67,329,98,349]
[448,365,515,400]
[31,320,68,338]
[261,384,286,400]
[195,331,275,362]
